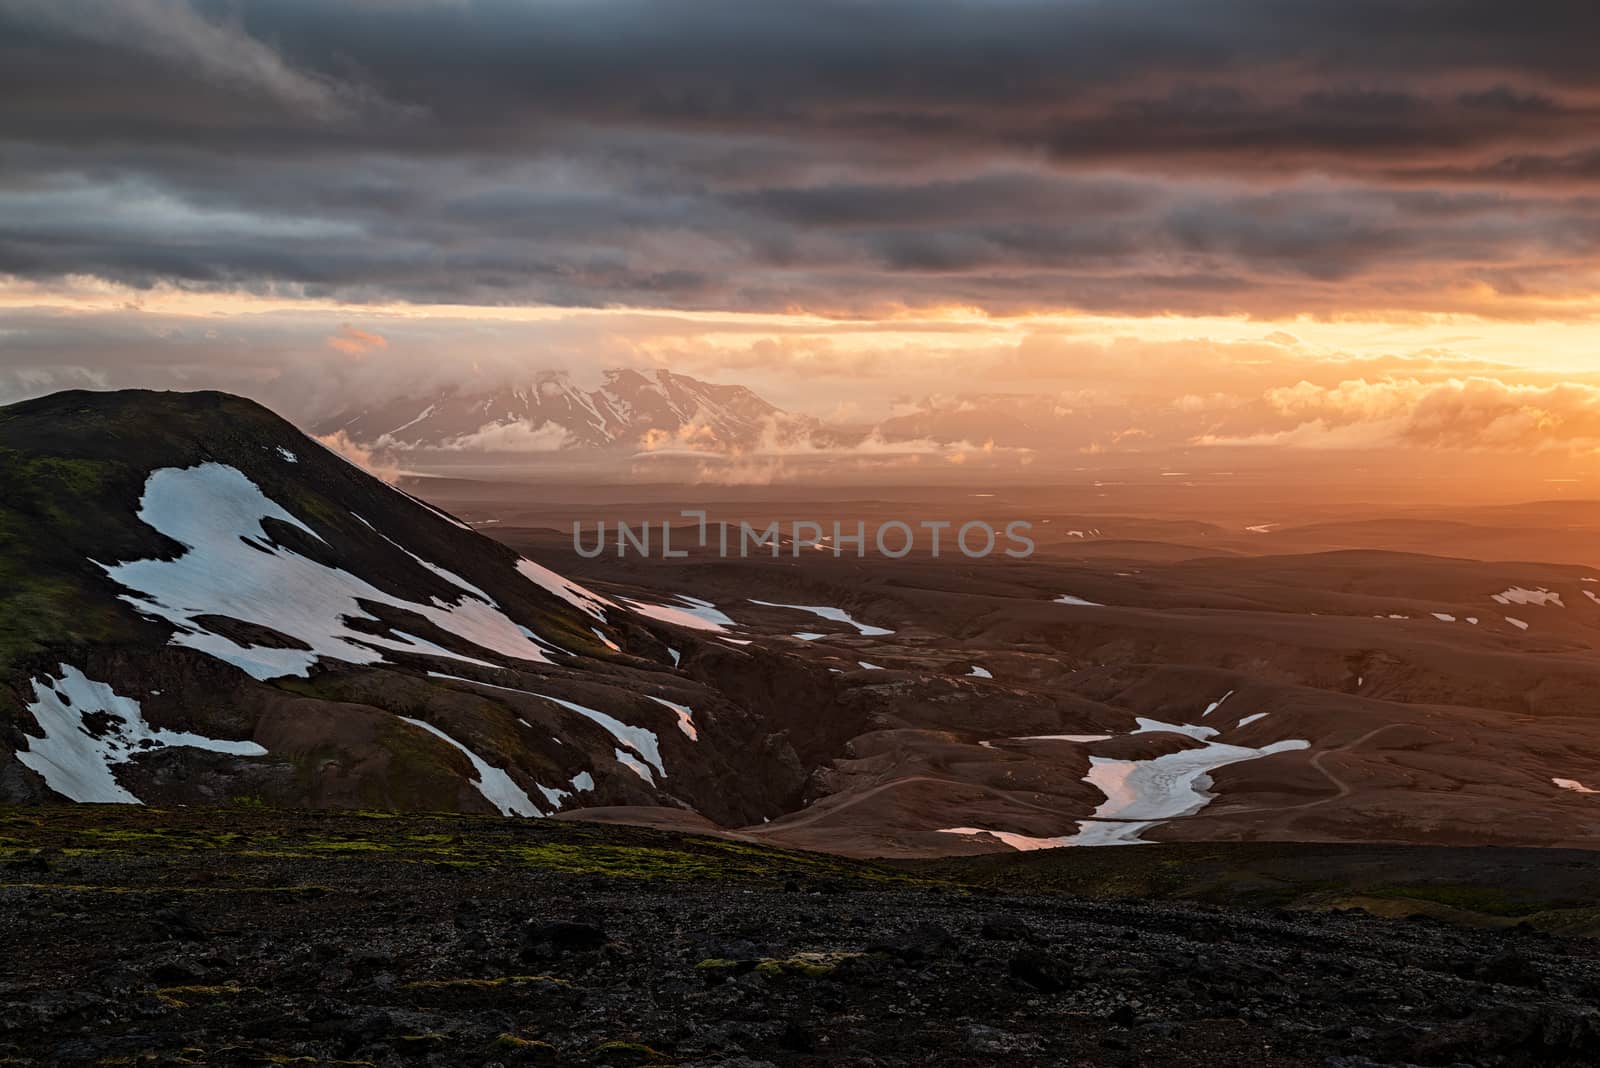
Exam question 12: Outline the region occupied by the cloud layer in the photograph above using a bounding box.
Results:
[4,0,1600,317]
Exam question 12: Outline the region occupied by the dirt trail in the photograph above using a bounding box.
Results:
[1206,722,1421,819]
[745,773,1085,835]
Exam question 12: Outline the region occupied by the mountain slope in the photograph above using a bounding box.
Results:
[0,389,809,819]
[316,369,783,453]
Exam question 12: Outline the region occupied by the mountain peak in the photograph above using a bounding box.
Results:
[315,368,781,453]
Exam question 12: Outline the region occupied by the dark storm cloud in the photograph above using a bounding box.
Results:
[3,0,1600,314]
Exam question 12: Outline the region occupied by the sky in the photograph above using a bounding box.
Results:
[4,0,1600,470]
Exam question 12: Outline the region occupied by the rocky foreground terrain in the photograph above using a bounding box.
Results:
[7,807,1600,1067]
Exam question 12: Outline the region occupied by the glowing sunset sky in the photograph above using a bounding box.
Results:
[3,0,1600,461]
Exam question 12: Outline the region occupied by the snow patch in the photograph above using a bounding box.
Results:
[1554,778,1599,794]
[647,696,699,741]
[19,665,265,804]
[515,558,615,621]
[398,716,540,817]
[1055,594,1103,606]
[968,665,993,679]
[426,672,665,781]
[1506,616,1530,630]
[624,594,735,633]
[951,727,1309,850]
[747,600,894,636]
[102,464,554,680]
[1133,718,1218,741]
[1084,738,1309,823]
[1492,587,1564,608]
[613,748,656,784]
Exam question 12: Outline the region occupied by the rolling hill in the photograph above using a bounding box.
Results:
[0,389,816,820]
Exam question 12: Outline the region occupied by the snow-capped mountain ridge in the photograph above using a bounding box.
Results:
[319,369,781,452]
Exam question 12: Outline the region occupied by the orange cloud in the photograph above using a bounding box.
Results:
[1206,376,1600,451]
[313,430,400,483]
[326,323,389,357]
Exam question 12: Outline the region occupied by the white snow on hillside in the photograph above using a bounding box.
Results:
[623,594,737,633]
[1492,587,1564,607]
[968,666,993,679]
[1085,737,1309,823]
[102,464,558,680]
[1133,717,1218,741]
[647,695,699,740]
[515,557,615,620]
[1055,594,1103,606]
[394,486,475,531]
[1555,778,1600,794]
[747,600,894,636]
[944,720,1308,851]
[425,674,662,783]
[380,532,497,604]
[613,749,656,783]
[19,665,266,804]
[426,671,666,784]
[398,716,540,817]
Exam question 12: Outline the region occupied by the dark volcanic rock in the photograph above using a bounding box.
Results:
[1008,946,1073,992]
[10,808,1600,1068]
[980,912,1037,942]
[523,919,609,954]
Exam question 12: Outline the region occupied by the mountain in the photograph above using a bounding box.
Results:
[0,389,814,818]
[312,373,1211,473]
[315,368,784,453]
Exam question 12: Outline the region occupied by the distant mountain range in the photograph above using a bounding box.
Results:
[315,369,790,454]
[312,368,1198,464]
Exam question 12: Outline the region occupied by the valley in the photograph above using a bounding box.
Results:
[457,483,1600,859]
[9,389,1600,867]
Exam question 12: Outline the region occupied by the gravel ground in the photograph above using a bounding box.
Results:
[4,809,1600,1066]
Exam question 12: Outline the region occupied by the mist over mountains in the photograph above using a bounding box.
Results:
[310,367,1051,480]
[316,369,789,455]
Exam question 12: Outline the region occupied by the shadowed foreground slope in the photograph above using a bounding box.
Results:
[5,806,1600,1067]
